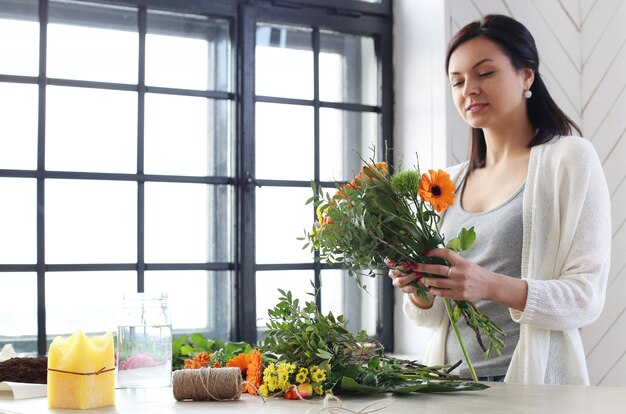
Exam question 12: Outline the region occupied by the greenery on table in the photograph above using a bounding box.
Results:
[259,289,488,394]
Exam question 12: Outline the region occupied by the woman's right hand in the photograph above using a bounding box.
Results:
[385,258,435,309]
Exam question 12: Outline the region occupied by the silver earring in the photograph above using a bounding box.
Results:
[524,90,532,99]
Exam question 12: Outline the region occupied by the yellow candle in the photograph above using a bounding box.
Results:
[47,330,116,409]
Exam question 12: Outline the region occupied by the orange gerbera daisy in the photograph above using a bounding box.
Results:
[418,169,455,212]
[226,352,251,371]
[243,349,263,395]
[226,349,263,395]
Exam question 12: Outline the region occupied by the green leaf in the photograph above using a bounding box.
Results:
[452,305,461,323]
[180,345,194,356]
[459,226,476,251]
[340,376,489,394]
[446,237,461,251]
[367,356,380,371]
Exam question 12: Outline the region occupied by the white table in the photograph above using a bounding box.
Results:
[1,382,625,414]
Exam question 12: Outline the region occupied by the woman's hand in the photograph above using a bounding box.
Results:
[414,248,528,311]
[411,248,494,302]
[385,258,435,309]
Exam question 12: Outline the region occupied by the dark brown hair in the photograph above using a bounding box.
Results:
[446,14,581,172]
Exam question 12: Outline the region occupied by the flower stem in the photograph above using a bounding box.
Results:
[443,298,478,383]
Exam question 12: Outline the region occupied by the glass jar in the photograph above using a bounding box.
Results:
[116,292,172,388]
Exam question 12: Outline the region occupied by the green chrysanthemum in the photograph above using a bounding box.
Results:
[390,170,421,197]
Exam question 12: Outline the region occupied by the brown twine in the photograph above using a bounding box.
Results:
[259,383,392,414]
[47,367,115,376]
[305,394,393,414]
[172,367,243,401]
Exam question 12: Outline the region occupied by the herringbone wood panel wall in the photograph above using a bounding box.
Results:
[446,0,626,386]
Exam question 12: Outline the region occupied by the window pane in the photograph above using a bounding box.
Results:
[0,83,38,170]
[0,0,38,76]
[145,95,231,177]
[48,0,137,84]
[256,24,313,99]
[46,271,136,335]
[145,183,232,263]
[255,270,313,328]
[0,178,36,264]
[145,270,231,338]
[320,108,379,181]
[46,86,137,173]
[321,269,377,336]
[320,31,378,106]
[0,272,37,349]
[255,103,313,180]
[46,180,137,264]
[256,186,313,264]
[146,11,230,92]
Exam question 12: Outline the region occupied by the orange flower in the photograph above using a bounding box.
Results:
[373,162,388,175]
[243,349,263,395]
[284,387,299,400]
[418,169,455,212]
[225,349,263,395]
[356,162,388,185]
[184,352,211,369]
[226,352,251,371]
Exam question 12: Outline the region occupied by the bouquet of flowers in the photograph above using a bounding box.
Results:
[302,150,505,382]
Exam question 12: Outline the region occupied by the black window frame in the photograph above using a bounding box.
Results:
[0,0,394,354]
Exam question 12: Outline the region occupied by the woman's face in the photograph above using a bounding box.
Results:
[447,36,533,131]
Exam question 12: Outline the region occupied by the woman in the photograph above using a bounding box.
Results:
[388,14,611,385]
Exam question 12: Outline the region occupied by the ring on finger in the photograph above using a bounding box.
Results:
[446,266,453,277]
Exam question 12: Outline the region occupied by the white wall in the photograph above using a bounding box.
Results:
[393,0,626,386]
[392,0,448,358]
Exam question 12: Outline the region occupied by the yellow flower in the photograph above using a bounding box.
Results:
[265,363,276,374]
[316,204,325,224]
[295,368,308,384]
[259,384,269,397]
[314,385,323,395]
[310,367,326,382]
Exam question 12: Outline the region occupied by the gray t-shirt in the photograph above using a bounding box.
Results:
[441,176,524,378]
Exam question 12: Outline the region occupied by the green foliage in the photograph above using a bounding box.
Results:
[340,376,489,394]
[446,226,477,252]
[171,334,251,370]
[260,288,362,371]
[260,289,488,393]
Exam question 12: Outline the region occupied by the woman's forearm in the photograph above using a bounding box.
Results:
[489,273,528,312]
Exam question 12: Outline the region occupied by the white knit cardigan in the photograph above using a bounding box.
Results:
[402,136,611,385]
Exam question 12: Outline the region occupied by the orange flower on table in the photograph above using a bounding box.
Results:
[284,387,299,400]
[226,352,251,371]
[226,349,263,395]
[184,352,212,369]
[418,169,456,212]
[243,349,263,395]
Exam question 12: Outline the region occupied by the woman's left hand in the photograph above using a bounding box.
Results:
[413,248,495,302]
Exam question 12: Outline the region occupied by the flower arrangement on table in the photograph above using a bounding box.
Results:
[173,290,488,399]
[301,149,505,382]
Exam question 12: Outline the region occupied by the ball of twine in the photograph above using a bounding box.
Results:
[172,367,242,401]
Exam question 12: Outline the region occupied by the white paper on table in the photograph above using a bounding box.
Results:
[0,382,47,400]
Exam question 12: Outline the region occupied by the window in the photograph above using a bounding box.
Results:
[0,0,393,355]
